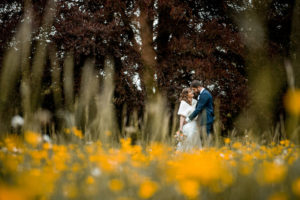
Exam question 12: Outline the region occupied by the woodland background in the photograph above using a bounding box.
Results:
[1,0,299,134]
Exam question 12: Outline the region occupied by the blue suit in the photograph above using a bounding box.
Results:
[188,89,214,134]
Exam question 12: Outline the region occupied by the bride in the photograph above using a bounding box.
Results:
[176,88,202,151]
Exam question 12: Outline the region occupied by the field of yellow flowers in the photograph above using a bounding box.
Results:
[0,131,300,200]
[1,5,300,199]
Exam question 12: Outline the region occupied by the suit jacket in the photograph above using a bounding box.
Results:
[188,89,214,125]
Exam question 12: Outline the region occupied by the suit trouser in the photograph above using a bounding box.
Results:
[206,123,213,135]
[200,123,213,135]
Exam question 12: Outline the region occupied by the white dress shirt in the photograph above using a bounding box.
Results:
[198,88,205,100]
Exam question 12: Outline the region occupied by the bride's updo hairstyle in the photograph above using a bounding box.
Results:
[179,88,192,105]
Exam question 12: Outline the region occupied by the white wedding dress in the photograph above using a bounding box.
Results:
[177,99,202,151]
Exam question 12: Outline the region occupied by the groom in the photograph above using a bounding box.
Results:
[185,80,214,135]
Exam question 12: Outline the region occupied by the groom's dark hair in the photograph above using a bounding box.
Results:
[191,80,202,88]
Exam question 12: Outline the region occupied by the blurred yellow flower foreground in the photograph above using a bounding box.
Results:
[1,134,300,200]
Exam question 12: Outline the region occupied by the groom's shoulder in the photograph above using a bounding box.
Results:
[204,89,213,97]
[203,89,211,94]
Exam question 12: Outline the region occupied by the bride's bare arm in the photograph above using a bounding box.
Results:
[179,115,186,132]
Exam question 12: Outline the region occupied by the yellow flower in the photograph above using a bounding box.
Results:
[16,166,58,198]
[257,161,287,185]
[138,180,158,199]
[284,89,300,115]
[86,176,95,185]
[232,142,242,149]
[24,131,41,147]
[120,138,132,152]
[29,150,48,165]
[268,192,288,200]
[109,179,124,192]
[178,179,199,199]
[0,187,26,200]
[166,151,233,190]
[72,127,83,139]
[131,150,150,168]
[64,127,84,138]
[4,136,22,151]
[224,138,231,144]
[52,145,70,172]
[260,145,267,151]
[147,143,170,161]
[292,178,300,196]
[42,143,52,150]
[280,140,290,147]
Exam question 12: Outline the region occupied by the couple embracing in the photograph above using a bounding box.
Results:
[177,80,214,151]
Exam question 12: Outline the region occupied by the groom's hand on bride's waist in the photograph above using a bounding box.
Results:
[185,117,191,123]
